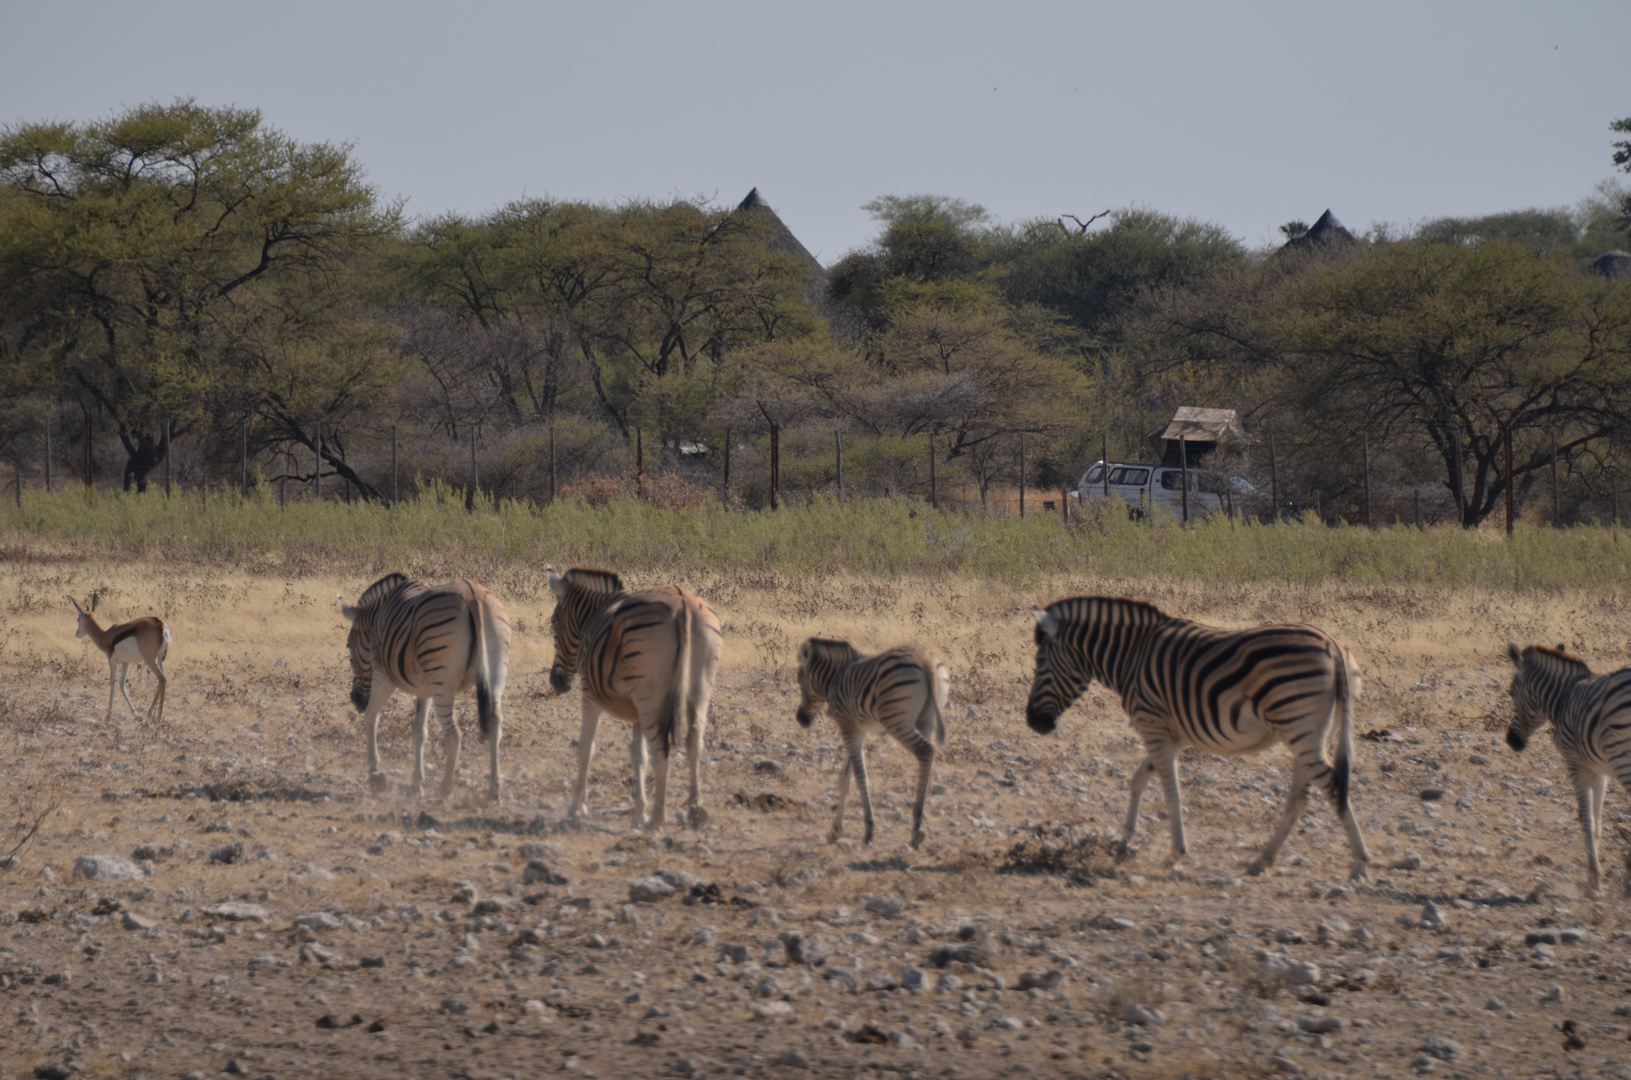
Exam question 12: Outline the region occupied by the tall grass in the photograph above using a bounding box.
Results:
[3,481,1630,588]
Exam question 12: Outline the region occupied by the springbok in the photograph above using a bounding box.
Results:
[70,593,171,722]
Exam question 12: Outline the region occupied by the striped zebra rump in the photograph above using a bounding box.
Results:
[795,638,949,849]
[547,566,722,830]
[1027,595,1369,878]
[1506,643,1631,894]
[338,573,511,800]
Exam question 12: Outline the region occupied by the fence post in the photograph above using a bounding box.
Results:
[13,456,20,509]
[1550,430,1561,527]
[1061,485,1069,524]
[722,428,731,503]
[547,424,555,506]
[1018,433,1026,519]
[1362,431,1372,528]
[636,427,643,496]
[470,427,479,509]
[1268,433,1279,523]
[163,419,171,498]
[279,450,287,508]
[929,433,938,510]
[1615,489,1621,531]
[83,408,92,489]
[1450,433,1463,526]
[241,420,248,494]
[392,424,399,505]
[1504,427,1514,536]
[315,422,322,501]
[835,431,843,499]
[1101,434,1110,501]
[1413,488,1420,529]
[44,417,51,494]
[1179,435,1189,525]
[770,423,779,511]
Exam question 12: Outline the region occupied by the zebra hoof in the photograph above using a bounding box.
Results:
[910,829,927,850]
[688,805,709,829]
[1245,861,1267,877]
[826,830,841,845]
[368,772,390,794]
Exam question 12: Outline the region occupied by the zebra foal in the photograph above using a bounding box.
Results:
[1026,597,1370,879]
[1505,643,1631,896]
[795,638,949,850]
[547,567,721,831]
[337,574,511,801]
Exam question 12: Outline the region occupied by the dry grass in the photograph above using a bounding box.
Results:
[2,553,1631,1078]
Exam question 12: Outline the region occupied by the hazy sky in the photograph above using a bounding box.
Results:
[4,1,1627,261]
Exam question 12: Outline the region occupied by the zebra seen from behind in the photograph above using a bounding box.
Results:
[795,638,949,850]
[546,566,722,831]
[337,574,511,801]
[1026,596,1370,879]
[1506,643,1631,896]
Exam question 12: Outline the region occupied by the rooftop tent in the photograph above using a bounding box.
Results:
[1591,249,1631,280]
[1148,406,1256,467]
[1278,209,1362,259]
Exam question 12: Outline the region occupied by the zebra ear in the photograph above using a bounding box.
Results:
[1032,607,1060,638]
[337,594,359,623]
[1507,643,1522,667]
[546,566,568,598]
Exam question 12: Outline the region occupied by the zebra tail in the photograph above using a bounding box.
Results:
[1331,649,1358,809]
[657,601,693,759]
[471,602,496,744]
[932,659,950,748]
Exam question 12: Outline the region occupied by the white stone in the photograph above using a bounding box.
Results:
[73,854,144,882]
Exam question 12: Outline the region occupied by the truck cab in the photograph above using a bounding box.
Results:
[1075,460,1253,520]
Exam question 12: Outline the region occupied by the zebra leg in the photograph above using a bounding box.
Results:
[361,681,397,794]
[828,752,853,843]
[902,731,936,850]
[1154,749,1187,864]
[1571,765,1603,895]
[410,697,430,797]
[648,742,673,833]
[629,727,650,828]
[852,741,877,846]
[1118,758,1158,856]
[436,697,462,801]
[685,703,710,829]
[1249,759,1311,875]
[568,699,603,820]
[486,693,503,804]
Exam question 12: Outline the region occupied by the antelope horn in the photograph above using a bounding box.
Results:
[68,595,85,614]
[90,591,99,612]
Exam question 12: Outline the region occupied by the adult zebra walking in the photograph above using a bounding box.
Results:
[338,574,511,801]
[546,566,722,831]
[1026,596,1370,879]
[1505,643,1631,896]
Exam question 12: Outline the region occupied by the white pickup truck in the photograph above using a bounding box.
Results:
[1075,460,1255,520]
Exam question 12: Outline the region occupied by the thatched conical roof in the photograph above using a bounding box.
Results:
[1591,249,1631,280]
[1278,209,1362,259]
[737,188,823,272]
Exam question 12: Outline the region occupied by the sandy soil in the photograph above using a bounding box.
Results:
[2,560,1630,1080]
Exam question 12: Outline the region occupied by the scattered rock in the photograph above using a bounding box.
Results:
[775,1048,809,1068]
[1286,960,1321,985]
[1419,788,1446,801]
[900,966,926,991]
[1272,928,1304,944]
[33,1063,76,1079]
[889,1031,918,1050]
[935,973,964,993]
[440,997,471,1015]
[629,875,678,903]
[523,860,569,886]
[1118,1003,1163,1026]
[1542,985,1564,1002]
[1485,997,1503,1011]
[750,1000,793,1019]
[1018,970,1063,991]
[1316,915,1351,941]
[200,902,269,923]
[209,841,246,864]
[1559,928,1587,943]
[120,912,156,932]
[1297,1015,1341,1034]
[299,943,341,966]
[359,955,386,968]
[294,912,344,931]
[1391,853,1422,871]
[778,930,830,967]
[1420,1035,1463,1061]
[755,976,783,998]
[1525,929,1559,946]
[863,894,904,919]
[72,855,143,882]
[1418,902,1447,930]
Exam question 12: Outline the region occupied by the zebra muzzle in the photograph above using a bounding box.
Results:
[1025,703,1058,734]
[350,684,369,712]
[549,667,573,695]
[1505,728,1527,752]
[795,706,815,728]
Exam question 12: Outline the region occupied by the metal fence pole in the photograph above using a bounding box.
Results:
[1551,430,1561,527]
[1450,433,1463,525]
[279,451,287,508]
[1179,435,1190,525]
[13,456,20,509]
[835,431,843,499]
[315,422,322,501]
[83,408,92,489]
[1101,433,1110,501]
[770,423,779,510]
[44,417,51,494]
[392,424,399,505]
[163,419,172,497]
[929,433,938,510]
[722,428,731,503]
[636,427,643,494]
[1018,433,1026,519]
[1362,432,1372,528]
[1504,427,1514,536]
[470,427,479,508]
[547,424,555,506]
[1268,433,1280,523]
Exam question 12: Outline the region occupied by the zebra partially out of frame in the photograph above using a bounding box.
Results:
[1026,596,1370,879]
[795,638,949,850]
[337,574,511,801]
[1505,643,1631,896]
[546,566,722,831]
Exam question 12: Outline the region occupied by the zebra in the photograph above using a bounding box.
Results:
[1026,596,1370,879]
[1505,643,1631,896]
[337,574,511,801]
[795,638,949,850]
[546,566,721,831]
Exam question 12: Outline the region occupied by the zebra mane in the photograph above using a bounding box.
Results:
[357,573,410,612]
[1522,644,1591,678]
[562,568,625,596]
[802,637,860,665]
[1050,595,1173,624]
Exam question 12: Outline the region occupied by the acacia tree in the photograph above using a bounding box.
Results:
[0,100,394,490]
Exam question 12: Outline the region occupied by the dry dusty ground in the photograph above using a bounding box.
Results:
[2,558,1631,1080]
